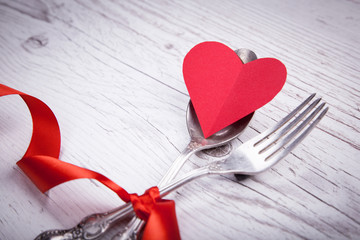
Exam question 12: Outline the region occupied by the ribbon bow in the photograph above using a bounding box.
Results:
[0,84,180,240]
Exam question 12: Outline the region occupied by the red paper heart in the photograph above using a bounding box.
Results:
[183,41,287,138]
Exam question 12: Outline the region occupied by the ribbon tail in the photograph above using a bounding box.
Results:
[1,84,182,238]
[143,200,181,240]
[17,155,131,201]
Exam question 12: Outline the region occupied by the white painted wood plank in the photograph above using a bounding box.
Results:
[0,0,359,239]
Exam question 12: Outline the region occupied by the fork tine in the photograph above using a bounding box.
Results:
[252,93,316,145]
[264,104,328,165]
[258,97,322,152]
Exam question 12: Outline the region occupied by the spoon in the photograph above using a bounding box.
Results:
[34,48,257,240]
[115,48,257,240]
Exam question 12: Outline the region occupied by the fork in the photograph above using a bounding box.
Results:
[35,94,327,240]
[111,93,328,239]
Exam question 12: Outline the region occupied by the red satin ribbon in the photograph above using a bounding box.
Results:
[0,84,180,240]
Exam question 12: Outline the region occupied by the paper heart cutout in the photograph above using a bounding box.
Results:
[183,41,287,138]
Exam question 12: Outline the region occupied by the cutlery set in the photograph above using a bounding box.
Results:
[35,93,328,240]
[35,48,328,240]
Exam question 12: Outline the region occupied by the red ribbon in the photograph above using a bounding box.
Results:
[0,84,180,240]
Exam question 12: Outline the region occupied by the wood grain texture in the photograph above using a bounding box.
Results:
[0,0,359,239]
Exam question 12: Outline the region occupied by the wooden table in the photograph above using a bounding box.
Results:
[1,0,359,239]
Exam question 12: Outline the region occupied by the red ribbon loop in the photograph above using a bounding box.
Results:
[0,84,180,240]
[130,187,161,221]
[130,187,180,240]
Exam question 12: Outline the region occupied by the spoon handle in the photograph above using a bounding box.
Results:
[158,141,199,186]
[34,142,198,240]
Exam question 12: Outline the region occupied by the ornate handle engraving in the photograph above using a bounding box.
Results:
[35,212,110,240]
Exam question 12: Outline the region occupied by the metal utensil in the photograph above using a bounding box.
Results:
[34,49,256,240]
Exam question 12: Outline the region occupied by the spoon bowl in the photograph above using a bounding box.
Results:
[188,101,254,157]
[192,48,258,159]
